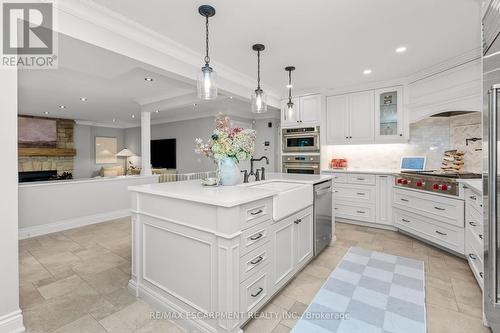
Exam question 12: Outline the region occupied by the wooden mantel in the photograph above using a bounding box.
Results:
[18,148,77,157]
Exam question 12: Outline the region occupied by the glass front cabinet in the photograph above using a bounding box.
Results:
[374,86,405,142]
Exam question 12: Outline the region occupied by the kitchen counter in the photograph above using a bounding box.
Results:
[322,168,398,175]
[457,179,482,194]
[129,172,330,207]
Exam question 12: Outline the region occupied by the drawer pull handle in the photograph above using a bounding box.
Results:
[469,253,477,260]
[250,209,263,216]
[469,221,477,227]
[434,206,446,211]
[251,287,264,298]
[294,218,302,224]
[250,256,264,265]
[480,272,484,278]
[356,178,366,181]
[479,234,484,240]
[356,192,365,196]
[356,210,366,214]
[400,198,409,202]
[401,218,410,223]
[470,195,477,200]
[249,233,263,241]
[435,230,447,236]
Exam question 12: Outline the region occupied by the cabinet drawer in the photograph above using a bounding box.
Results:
[393,188,464,228]
[348,174,376,185]
[331,173,348,183]
[241,221,270,256]
[240,242,271,282]
[334,202,375,223]
[466,205,484,243]
[465,189,483,214]
[394,209,464,254]
[466,227,484,262]
[240,199,272,230]
[333,183,376,204]
[240,264,270,314]
[466,241,484,289]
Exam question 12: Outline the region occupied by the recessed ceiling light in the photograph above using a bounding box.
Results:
[363,69,372,75]
[286,84,293,89]
[193,103,198,107]
[144,77,153,82]
[59,105,66,109]
[132,114,136,119]
[43,111,49,115]
[155,110,159,113]
[80,97,87,102]
[112,118,116,122]
[229,96,233,99]
[396,46,407,53]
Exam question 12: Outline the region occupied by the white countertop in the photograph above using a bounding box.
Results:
[322,168,398,175]
[457,179,482,194]
[128,173,330,207]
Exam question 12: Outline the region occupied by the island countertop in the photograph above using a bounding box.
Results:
[128,172,331,207]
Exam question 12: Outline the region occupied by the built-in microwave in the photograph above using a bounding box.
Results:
[282,154,320,174]
[282,126,320,153]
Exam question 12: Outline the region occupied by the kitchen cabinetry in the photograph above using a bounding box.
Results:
[326,86,407,145]
[375,86,404,142]
[281,94,321,127]
[327,171,394,227]
[464,187,484,289]
[326,91,374,145]
[271,206,313,292]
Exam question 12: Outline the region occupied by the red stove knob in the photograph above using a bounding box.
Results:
[397,178,403,184]
[441,184,448,191]
[402,179,408,185]
[433,184,439,190]
[416,181,423,187]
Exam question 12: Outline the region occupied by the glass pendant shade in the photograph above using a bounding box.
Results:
[197,64,217,100]
[286,100,294,119]
[251,88,267,113]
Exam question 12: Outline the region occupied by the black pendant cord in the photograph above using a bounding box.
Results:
[257,50,261,90]
[204,15,210,65]
[288,70,292,102]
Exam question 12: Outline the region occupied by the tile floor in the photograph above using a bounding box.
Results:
[19,219,490,333]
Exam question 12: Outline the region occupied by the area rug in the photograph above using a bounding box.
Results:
[292,247,426,333]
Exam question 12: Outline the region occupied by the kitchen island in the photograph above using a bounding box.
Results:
[128,173,332,333]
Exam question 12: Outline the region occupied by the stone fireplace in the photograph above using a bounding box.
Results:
[18,117,76,175]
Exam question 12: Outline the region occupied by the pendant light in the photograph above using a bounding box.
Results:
[197,5,217,100]
[251,44,267,113]
[285,66,295,119]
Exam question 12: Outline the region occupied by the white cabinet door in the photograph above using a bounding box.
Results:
[374,86,404,142]
[272,216,295,290]
[349,90,375,144]
[376,175,393,225]
[299,95,321,124]
[294,211,313,268]
[281,98,300,127]
[326,94,349,144]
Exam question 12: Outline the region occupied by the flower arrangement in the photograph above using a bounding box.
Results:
[195,113,256,163]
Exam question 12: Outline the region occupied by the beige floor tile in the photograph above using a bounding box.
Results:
[99,300,155,333]
[426,275,454,294]
[280,301,308,328]
[451,277,483,306]
[427,304,490,333]
[78,267,130,295]
[271,324,292,333]
[242,303,284,333]
[134,319,186,333]
[34,251,83,276]
[89,298,119,322]
[426,285,458,311]
[53,314,107,333]
[73,252,128,276]
[19,253,53,283]
[19,283,45,310]
[280,272,324,304]
[38,274,94,300]
[300,262,332,280]
[103,287,137,310]
[268,293,296,311]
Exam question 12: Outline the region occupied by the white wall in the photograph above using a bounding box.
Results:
[0,70,24,332]
[252,118,280,172]
[73,124,127,178]
[18,176,158,237]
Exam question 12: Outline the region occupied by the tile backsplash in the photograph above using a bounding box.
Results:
[322,112,482,173]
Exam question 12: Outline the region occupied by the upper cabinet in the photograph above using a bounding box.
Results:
[326,86,407,145]
[281,94,322,127]
[374,86,404,142]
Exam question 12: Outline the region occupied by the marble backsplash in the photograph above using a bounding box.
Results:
[322,112,482,173]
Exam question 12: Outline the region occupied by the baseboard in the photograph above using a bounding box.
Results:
[0,310,25,333]
[19,209,131,239]
[336,218,398,231]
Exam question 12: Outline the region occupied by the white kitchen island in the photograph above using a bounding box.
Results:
[128,174,332,333]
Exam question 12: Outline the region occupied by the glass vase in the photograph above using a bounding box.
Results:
[218,157,240,186]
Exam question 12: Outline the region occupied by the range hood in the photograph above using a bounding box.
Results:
[430,111,478,117]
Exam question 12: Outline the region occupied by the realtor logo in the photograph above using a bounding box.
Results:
[1,1,58,68]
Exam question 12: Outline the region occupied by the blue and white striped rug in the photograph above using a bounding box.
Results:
[292,247,426,333]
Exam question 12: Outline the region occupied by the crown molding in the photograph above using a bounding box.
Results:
[74,120,137,129]
[54,0,280,107]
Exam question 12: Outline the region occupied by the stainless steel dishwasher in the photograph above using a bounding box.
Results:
[313,180,332,256]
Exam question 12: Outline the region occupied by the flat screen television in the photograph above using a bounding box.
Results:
[151,138,176,169]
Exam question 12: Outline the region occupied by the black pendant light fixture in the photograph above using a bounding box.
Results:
[197,5,217,100]
[285,66,295,119]
[251,44,267,113]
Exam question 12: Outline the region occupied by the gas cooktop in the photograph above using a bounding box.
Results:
[400,170,481,179]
